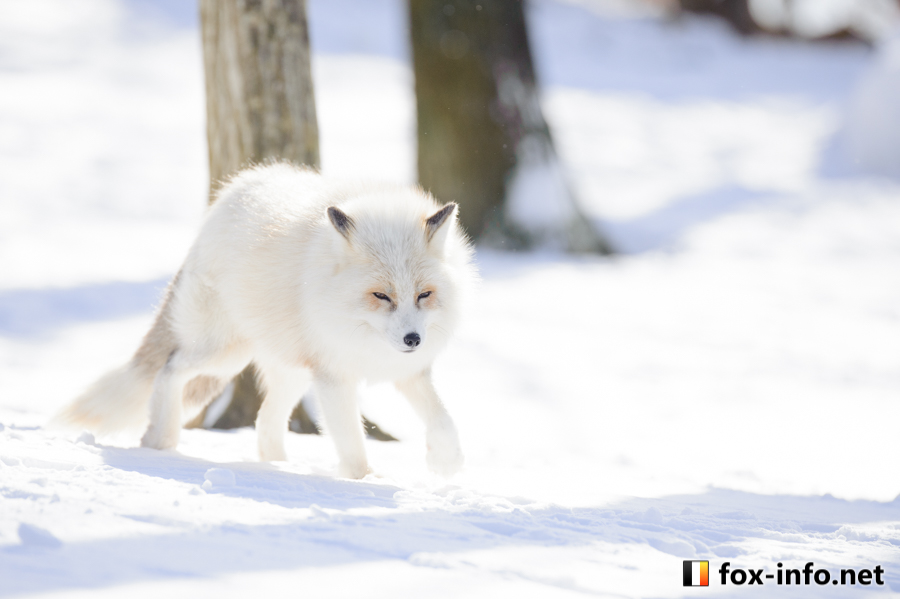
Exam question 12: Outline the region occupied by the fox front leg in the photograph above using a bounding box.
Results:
[395,370,464,477]
[256,365,313,462]
[313,375,369,479]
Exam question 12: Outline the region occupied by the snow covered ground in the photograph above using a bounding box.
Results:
[2,0,900,596]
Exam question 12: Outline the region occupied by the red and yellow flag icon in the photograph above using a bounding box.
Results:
[683,560,709,586]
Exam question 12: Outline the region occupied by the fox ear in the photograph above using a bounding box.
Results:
[425,203,457,249]
[327,207,354,240]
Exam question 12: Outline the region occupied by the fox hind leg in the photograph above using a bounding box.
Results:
[141,346,251,451]
[140,350,198,450]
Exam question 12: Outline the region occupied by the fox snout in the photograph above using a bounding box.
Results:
[403,332,421,349]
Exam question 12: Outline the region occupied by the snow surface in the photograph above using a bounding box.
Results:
[2,0,900,596]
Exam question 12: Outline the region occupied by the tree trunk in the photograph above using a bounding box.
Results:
[200,0,319,197]
[196,0,318,430]
[678,0,759,35]
[409,0,611,253]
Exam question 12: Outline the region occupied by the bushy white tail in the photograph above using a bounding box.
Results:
[52,361,156,435]
[52,284,178,436]
[52,281,230,436]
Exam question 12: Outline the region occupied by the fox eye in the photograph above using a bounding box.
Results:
[417,291,432,301]
[372,292,391,302]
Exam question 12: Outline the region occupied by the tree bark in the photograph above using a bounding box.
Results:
[196,0,318,429]
[200,0,319,197]
[678,0,759,35]
[409,0,611,253]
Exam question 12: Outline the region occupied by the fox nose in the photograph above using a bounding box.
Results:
[403,333,421,348]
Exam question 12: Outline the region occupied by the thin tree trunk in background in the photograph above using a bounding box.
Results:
[678,0,759,35]
[409,0,611,253]
[194,0,318,430]
[201,0,319,196]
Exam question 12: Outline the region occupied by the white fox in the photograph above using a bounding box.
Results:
[55,163,477,478]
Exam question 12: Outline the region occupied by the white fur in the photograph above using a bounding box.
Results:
[54,163,477,478]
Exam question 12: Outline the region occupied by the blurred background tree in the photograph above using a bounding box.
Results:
[201,0,319,201]
[409,0,612,253]
[678,0,758,34]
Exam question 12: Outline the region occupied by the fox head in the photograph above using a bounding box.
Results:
[322,191,473,357]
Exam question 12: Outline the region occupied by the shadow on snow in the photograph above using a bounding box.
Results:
[0,278,169,338]
[599,185,771,254]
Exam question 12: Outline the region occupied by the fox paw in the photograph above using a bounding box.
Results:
[426,429,464,477]
[258,440,287,462]
[140,426,179,450]
[338,458,371,480]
